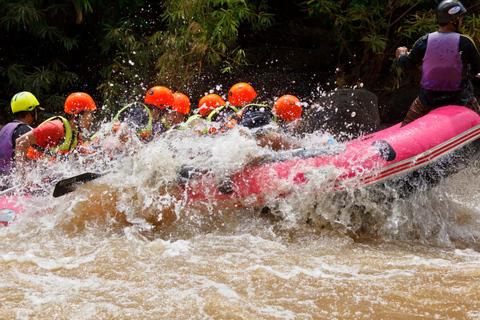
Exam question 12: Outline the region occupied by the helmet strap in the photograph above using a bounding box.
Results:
[31,109,38,126]
[452,20,459,31]
[452,16,463,31]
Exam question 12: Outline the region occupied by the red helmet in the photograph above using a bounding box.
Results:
[172,93,191,114]
[64,92,97,115]
[198,94,226,116]
[273,95,302,122]
[228,82,257,107]
[145,86,174,109]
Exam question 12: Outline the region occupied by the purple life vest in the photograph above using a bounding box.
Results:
[0,121,22,172]
[422,31,463,91]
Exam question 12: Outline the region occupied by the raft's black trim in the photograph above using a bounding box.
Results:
[372,140,396,161]
[218,177,234,194]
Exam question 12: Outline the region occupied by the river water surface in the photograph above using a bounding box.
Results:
[1,126,480,319]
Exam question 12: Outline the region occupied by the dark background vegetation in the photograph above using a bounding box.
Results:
[1,0,479,124]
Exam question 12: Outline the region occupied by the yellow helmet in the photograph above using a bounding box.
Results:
[11,91,40,114]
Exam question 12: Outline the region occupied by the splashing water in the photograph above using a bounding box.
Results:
[2,111,480,318]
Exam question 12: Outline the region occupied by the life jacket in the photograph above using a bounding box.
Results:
[422,31,463,91]
[27,117,79,161]
[206,105,238,122]
[218,104,276,133]
[113,103,153,138]
[0,121,27,172]
[84,103,153,150]
[180,105,238,134]
[180,114,202,129]
[179,114,205,133]
[160,118,171,131]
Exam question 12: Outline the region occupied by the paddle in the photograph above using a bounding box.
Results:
[0,186,16,197]
[53,170,110,198]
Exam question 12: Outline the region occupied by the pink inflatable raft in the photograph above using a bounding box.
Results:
[180,105,480,207]
[4,105,480,221]
[0,195,27,226]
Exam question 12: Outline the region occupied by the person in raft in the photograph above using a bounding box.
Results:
[194,82,261,125]
[0,92,44,187]
[85,86,172,148]
[227,82,269,111]
[84,101,154,152]
[170,93,191,123]
[396,0,480,127]
[86,88,190,152]
[180,93,229,133]
[181,83,260,134]
[217,94,303,151]
[142,85,177,138]
[154,92,191,135]
[203,82,268,134]
[111,91,190,142]
[15,92,97,176]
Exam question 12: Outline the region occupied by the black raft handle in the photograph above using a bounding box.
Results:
[372,140,396,162]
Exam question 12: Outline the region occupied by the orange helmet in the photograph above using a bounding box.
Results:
[273,95,302,122]
[228,82,257,107]
[198,94,226,116]
[64,92,97,115]
[172,93,191,114]
[145,86,174,109]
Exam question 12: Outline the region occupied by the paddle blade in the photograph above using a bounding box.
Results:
[53,172,102,198]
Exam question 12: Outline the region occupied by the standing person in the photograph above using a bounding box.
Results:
[0,92,43,185]
[396,0,480,127]
[15,92,97,175]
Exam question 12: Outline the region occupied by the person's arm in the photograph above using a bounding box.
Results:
[460,35,480,75]
[256,132,301,151]
[11,124,32,145]
[14,131,37,175]
[397,35,427,71]
[11,124,32,160]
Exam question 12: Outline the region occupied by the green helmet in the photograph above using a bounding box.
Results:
[11,91,40,114]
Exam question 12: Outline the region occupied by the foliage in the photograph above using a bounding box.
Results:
[0,0,274,117]
[0,0,85,119]
[1,0,480,122]
[97,0,274,111]
[96,13,161,112]
[158,0,274,87]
